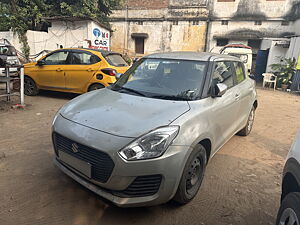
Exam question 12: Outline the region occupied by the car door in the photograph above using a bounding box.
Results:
[209,61,241,152]
[36,50,70,89]
[232,61,253,128]
[64,50,102,92]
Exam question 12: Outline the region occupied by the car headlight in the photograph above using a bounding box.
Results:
[119,126,179,161]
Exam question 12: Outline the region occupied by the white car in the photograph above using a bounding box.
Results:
[276,130,300,225]
[0,44,20,75]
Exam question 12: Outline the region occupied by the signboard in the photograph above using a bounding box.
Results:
[297,55,300,70]
[90,23,110,51]
[274,40,290,48]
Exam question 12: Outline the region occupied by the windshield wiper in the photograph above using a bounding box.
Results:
[150,95,189,101]
[117,87,146,97]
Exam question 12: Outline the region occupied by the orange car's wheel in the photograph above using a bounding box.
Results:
[24,76,39,96]
[88,83,105,92]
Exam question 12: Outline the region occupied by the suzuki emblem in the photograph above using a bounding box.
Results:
[72,143,79,153]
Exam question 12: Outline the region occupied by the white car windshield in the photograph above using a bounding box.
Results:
[112,58,207,101]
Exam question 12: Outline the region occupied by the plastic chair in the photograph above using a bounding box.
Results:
[262,73,277,90]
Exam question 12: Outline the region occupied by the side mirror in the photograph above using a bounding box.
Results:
[213,83,228,97]
[36,60,46,66]
[249,74,255,80]
[116,73,123,80]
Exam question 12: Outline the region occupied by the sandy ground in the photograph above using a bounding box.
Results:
[0,88,300,225]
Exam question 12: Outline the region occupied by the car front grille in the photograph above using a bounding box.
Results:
[53,132,114,183]
[114,175,162,197]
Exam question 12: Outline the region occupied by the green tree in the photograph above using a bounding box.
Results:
[0,0,122,59]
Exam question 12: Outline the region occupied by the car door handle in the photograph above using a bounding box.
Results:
[235,94,240,100]
[87,68,92,72]
[56,68,63,72]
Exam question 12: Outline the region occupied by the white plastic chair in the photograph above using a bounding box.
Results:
[262,73,277,90]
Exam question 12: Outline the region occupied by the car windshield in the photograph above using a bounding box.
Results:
[105,54,128,67]
[228,53,248,63]
[0,46,17,56]
[111,58,207,101]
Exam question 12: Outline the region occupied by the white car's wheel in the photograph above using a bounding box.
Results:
[276,192,300,225]
[237,106,255,136]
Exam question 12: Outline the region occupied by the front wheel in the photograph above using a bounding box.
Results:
[237,106,255,136]
[173,144,207,204]
[24,77,39,96]
[276,192,300,225]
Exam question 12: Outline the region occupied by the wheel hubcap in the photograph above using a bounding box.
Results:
[25,80,34,94]
[279,208,299,225]
[247,109,255,132]
[186,157,202,194]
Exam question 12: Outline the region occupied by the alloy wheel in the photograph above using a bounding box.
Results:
[25,79,35,95]
[279,208,299,225]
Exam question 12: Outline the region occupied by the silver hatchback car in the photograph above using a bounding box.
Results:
[52,52,257,207]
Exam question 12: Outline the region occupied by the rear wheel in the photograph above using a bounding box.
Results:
[24,76,39,96]
[88,83,105,92]
[237,106,255,136]
[276,192,300,225]
[173,144,207,204]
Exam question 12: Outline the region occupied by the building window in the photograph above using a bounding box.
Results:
[254,21,262,25]
[248,39,261,49]
[137,21,143,25]
[221,20,228,25]
[135,37,145,54]
[173,21,178,25]
[281,21,289,26]
[216,38,229,46]
[193,21,199,25]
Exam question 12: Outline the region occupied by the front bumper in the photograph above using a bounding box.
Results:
[52,114,189,207]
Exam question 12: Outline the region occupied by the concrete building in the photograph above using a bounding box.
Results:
[207,0,299,51]
[109,0,209,57]
[207,0,300,71]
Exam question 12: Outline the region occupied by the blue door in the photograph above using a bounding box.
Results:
[255,49,269,82]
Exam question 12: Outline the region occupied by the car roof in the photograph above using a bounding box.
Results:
[145,51,242,62]
[61,48,122,57]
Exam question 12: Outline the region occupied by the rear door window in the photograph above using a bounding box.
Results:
[233,62,246,84]
[212,61,235,88]
[105,54,128,67]
[71,51,101,65]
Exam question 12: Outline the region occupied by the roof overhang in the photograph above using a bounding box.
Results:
[131,33,149,39]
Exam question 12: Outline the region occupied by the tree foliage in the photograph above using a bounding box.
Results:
[0,0,122,59]
[270,57,297,86]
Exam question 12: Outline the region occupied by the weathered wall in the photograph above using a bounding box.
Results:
[208,20,295,51]
[207,0,300,51]
[126,0,169,9]
[110,3,209,57]
[211,0,297,19]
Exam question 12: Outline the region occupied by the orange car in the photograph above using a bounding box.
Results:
[24,48,129,95]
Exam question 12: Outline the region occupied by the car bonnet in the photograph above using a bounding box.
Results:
[59,88,190,138]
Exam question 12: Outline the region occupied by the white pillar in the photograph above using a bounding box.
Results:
[20,66,25,106]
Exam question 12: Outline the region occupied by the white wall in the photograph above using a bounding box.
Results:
[207,20,294,51]
[286,37,300,60]
[0,20,108,61]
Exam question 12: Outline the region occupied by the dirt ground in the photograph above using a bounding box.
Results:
[0,88,300,225]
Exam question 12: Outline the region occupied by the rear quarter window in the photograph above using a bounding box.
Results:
[105,54,128,67]
[233,62,246,84]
